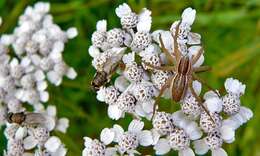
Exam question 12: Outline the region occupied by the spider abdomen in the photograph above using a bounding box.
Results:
[171,74,189,102]
[171,57,192,102]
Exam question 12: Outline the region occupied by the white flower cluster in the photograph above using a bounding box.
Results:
[86,3,253,156]
[83,119,158,156]
[4,105,69,156]
[0,2,77,156]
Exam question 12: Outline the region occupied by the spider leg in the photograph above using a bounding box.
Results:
[191,47,204,65]
[192,73,220,96]
[172,20,182,62]
[151,77,173,120]
[193,66,211,73]
[188,83,215,123]
[144,62,175,71]
[159,34,176,65]
[131,113,141,120]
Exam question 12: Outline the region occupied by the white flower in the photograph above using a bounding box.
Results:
[45,136,62,153]
[6,139,24,156]
[56,118,69,133]
[88,45,100,58]
[220,106,253,143]
[122,52,135,65]
[204,91,223,113]
[82,137,116,156]
[193,131,228,156]
[100,120,154,155]
[152,111,175,135]
[114,76,130,92]
[137,8,152,32]
[100,128,115,145]
[171,111,202,140]
[154,127,195,156]
[222,78,247,116]
[96,20,107,32]
[107,104,123,120]
[91,20,108,49]
[24,127,50,150]
[66,27,78,39]
[224,78,246,95]
[115,3,132,18]
[199,112,222,133]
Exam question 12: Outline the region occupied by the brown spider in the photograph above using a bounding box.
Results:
[145,21,218,121]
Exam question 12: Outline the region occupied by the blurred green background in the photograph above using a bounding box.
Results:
[0,0,259,155]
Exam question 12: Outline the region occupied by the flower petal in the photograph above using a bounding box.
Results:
[111,124,124,142]
[100,128,115,145]
[96,87,106,102]
[185,122,202,140]
[212,148,228,156]
[137,8,152,32]
[138,130,153,146]
[88,46,100,58]
[52,145,67,156]
[192,80,202,95]
[115,3,132,18]
[193,139,209,155]
[15,127,27,140]
[151,129,161,145]
[205,96,223,113]
[45,136,61,153]
[154,138,171,155]
[56,118,69,133]
[96,20,107,32]
[114,76,130,92]
[107,104,122,120]
[23,136,38,150]
[179,147,195,156]
[181,7,196,25]
[83,137,92,147]
[105,147,117,156]
[220,125,235,143]
[128,119,144,133]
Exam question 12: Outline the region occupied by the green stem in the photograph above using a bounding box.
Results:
[0,0,29,33]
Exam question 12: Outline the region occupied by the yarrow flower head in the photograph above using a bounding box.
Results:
[86,3,253,156]
[0,2,77,155]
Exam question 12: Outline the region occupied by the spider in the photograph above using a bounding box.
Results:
[145,21,218,121]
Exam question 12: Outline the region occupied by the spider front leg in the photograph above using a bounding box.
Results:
[192,73,220,96]
[144,62,175,71]
[188,82,215,123]
[159,34,176,65]
[193,66,211,73]
[151,77,173,120]
[191,47,204,65]
[172,20,182,62]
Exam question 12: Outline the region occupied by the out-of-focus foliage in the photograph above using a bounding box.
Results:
[0,0,259,155]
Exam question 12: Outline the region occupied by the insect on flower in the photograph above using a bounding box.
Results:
[145,21,218,121]
[7,112,47,126]
[91,61,125,91]
[91,48,126,91]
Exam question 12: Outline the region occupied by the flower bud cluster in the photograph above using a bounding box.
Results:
[86,3,253,156]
